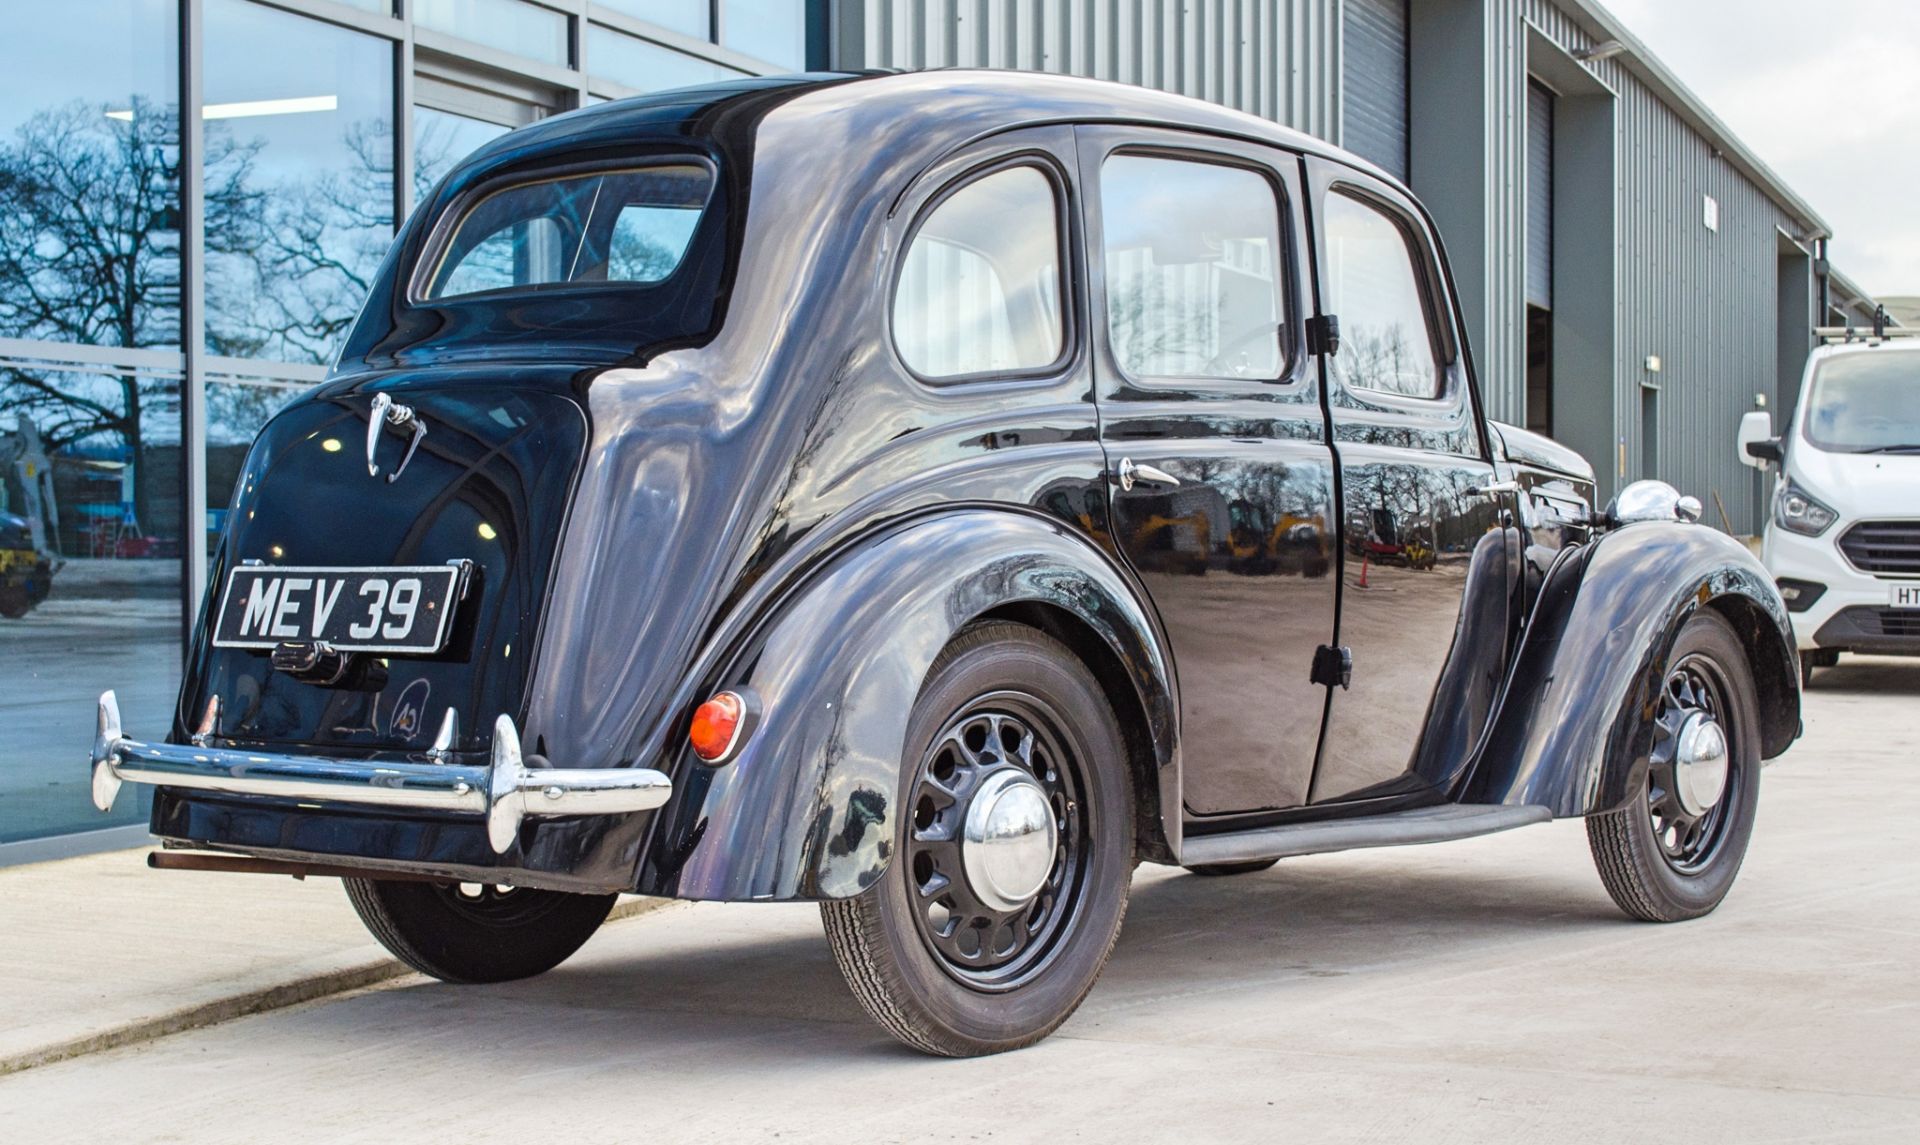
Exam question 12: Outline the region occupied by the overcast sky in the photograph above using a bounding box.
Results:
[1605,0,1920,299]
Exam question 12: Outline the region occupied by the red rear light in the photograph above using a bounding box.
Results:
[689,691,747,763]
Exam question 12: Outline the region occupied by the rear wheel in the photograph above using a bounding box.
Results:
[344,878,616,983]
[821,621,1133,1056]
[1586,612,1761,922]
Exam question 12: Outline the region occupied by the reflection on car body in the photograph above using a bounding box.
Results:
[86,71,1801,1057]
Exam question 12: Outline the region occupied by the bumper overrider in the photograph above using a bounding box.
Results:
[87,690,672,853]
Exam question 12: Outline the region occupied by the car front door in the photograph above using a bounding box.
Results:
[1304,159,1515,804]
[1079,127,1338,819]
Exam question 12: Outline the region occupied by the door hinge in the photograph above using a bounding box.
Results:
[1307,314,1341,357]
[1311,644,1353,690]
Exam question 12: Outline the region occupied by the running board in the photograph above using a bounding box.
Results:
[1180,804,1553,866]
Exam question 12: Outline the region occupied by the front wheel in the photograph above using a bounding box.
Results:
[1586,612,1762,922]
[344,878,616,983]
[821,621,1134,1056]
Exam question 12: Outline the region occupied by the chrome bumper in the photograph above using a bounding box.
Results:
[88,690,671,853]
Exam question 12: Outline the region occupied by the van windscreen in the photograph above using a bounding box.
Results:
[1804,353,1920,454]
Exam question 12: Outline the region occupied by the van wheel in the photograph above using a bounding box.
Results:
[1586,612,1761,922]
[821,621,1133,1056]
[344,878,616,983]
[1184,859,1279,877]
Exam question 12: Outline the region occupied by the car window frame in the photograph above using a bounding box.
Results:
[886,151,1079,388]
[405,154,720,307]
[1317,181,1456,405]
[1086,141,1305,392]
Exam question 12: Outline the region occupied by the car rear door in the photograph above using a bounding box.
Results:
[1302,157,1515,804]
[1078,126,1338,818]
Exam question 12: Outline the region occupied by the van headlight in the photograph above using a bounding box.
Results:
[1775,480,1838,536]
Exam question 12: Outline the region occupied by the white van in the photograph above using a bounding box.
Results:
[1739,334,1920,684]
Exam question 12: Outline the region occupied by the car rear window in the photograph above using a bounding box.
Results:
[419,163,714,301]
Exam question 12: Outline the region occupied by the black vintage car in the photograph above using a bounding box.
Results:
[89,72,1800,1056]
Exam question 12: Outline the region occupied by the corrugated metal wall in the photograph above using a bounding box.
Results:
[829,0,1343,142]
[1341,0,1410,180]
[828,0,1823,533]
[1522,0,1809,531]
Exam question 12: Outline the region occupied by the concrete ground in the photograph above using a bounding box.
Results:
[0,657,1914,1143]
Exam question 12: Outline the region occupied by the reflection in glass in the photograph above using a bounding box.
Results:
[0,0,179,354]
[414,0,570,66]
[427,166,712,299]
[893,166,1064,379]
[203,0,396,367]
[596,0,710,40]
[1101,155,1285,380]
[0,373,181,843]
[413,106,511,203]
[1802,353,1920,452]
[587,25,747,91]
[721,0,808,69]
[0,2,182,844]
[1322,193,1440,399]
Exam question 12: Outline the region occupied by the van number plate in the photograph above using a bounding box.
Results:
[213,564,469,654]
[1892,583,1920,610]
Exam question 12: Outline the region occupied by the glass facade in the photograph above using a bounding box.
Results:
[0,0,811,859]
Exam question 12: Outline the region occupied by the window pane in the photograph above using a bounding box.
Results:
[0,2,182,846]
[894,166,1063,379]
[1101,156,1286,380]
[426,166,713,299]
[0,369,181,844]
[722,0,807,69]
[595,0,710,40]
[1321,192,1441,398]
[413,106,511,203]
[414,0,570,67]
[588,26,747,91]
[0,0,179,353]
[204,0,396,366]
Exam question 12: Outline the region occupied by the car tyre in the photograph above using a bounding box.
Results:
[821,620,1134,1056]
[1586,611,1761,923]
[344,878,617,983]
[1183,859,1279,877]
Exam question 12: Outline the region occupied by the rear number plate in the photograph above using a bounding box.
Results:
[213,564,469,654]
[1892,582,1920,610]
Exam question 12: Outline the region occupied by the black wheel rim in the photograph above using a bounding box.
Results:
[1647,654,1740,875]
[905,691,1088,992]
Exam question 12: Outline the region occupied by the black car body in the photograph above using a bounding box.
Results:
[92,72,1801,1054]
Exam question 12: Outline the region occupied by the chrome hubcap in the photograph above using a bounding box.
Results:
[1648,657,1740,873]
[1671,712,1729,816]
[962,769,1058,912]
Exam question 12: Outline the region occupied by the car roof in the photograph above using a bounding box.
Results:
[442,69,1395,196]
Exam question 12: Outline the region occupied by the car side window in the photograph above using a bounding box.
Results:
[892,164,1065,380]
[1321,192,1443,399]
[1100,154,1289,381]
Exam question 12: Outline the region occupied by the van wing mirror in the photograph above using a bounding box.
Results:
[1737,411,1779,468]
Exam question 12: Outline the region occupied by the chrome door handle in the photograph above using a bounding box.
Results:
[1467,479,1521,498]
[1116,458,1180,492]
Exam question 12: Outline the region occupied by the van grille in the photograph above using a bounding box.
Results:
[1838,521,1920,576]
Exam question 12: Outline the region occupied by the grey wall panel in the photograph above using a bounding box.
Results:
[1525,78,1552,310]
[1342,0,1409,181]
[829,0,1343,142]
[1525,0,1813,533]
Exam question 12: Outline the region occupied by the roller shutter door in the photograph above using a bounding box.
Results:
[1527,80,1555,310]
[1342,0,1409,182]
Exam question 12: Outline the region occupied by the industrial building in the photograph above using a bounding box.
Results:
[0,0,1876,856]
